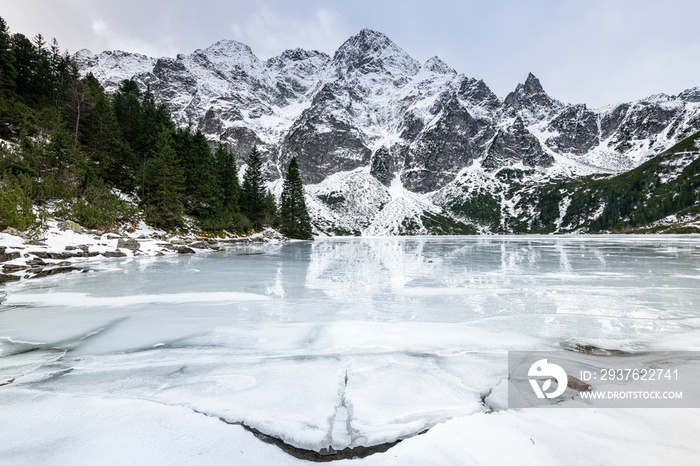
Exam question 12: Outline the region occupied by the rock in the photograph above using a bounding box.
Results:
[2,264,28,273]
[370,146,395,186]
[102,251,127,258]
[31,267,81,279]
[65,245,78,251]
[170,239,186,245]
[177,246,195,254]
[117,238,141,251]
[188,241,209,249]
[401,95,494,192]
[27,258,46,266]
[78,245,90,252]
[25,240,47,246]
[567,375,591,392]
[57,220,84,234]
[0,247,4,254]
[57,261,72,267]
[0,252,21,262]
[0,274,21,284]
[2,227,24,238]
[482,116,554,170]
[2,264,29,273]
[29,251,50,259]
[47,252,74,260]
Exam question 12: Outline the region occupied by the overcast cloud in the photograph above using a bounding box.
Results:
[3,0,700,107]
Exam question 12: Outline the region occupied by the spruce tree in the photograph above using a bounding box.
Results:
[241,146,266,228]
[0,17,16,90]
[214,145,240,213]
[175,129,216,214]
[141,128,185,229]
[280,157,312,239]
[11,33,36,99]
[262,189,278,226]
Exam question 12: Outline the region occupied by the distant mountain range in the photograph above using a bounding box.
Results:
[74,29,700,235]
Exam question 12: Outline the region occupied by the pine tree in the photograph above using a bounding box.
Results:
[82,76,134,189]
[280,157,312,239]
[262,189,278,226]
[0,16,16,90]
[214,145,240,213]
[141,128,185,229]
[175,128,216,214]
[241,146,266,228]
[11,33,36,99]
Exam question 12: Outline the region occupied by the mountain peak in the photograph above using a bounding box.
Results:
[200,39,256,59]
[333,28,420,77]
[334,29,399,59]
[424,56,456,75]
[277,48,328,62]
[193,39,263,75]
[523,72,545,95]
[502,72,557,115]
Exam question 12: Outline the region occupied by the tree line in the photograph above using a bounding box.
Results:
[0,16,312,239]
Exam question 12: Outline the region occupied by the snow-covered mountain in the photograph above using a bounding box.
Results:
[74,29,700,235]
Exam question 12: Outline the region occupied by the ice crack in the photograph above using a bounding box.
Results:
[189,368,430,462]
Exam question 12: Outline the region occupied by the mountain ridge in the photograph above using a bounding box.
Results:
[74,29,700,235]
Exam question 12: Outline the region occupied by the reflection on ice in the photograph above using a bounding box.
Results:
[3,291,270,307]
[1,236,699,459]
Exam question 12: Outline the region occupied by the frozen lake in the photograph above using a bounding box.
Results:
[1,236,700,464]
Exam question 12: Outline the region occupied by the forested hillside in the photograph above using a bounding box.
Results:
[0,16,279,235]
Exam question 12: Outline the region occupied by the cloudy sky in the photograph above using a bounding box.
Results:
[4,0,699,107]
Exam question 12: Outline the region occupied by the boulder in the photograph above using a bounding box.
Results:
[177,246,195,254]
[567,375,591,392]
[0,274,20,284]
[31,267,81,278]
[25,240,47,246]
[57,220,84,234]
[117,238,141,251]
[0,252,21,262]
[47,252,74,260]
[2,264,28,273]
[2,227,21,237]
[102,251,127,258]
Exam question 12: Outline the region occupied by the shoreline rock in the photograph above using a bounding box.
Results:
[0,220,289,287]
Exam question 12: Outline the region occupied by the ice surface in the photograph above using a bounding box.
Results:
[1,237,699,463]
